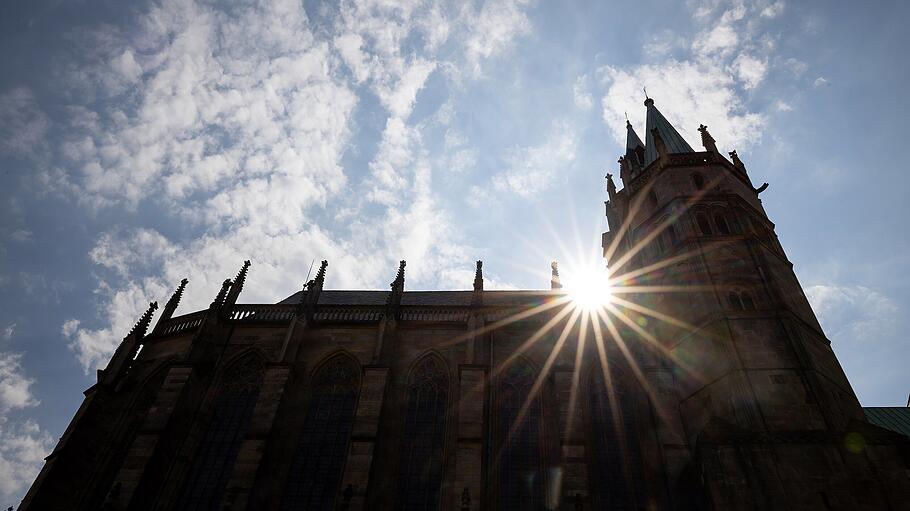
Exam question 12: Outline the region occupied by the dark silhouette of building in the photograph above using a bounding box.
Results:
[20,98,910,510]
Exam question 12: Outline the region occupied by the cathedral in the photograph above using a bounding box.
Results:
[20,98,910,510]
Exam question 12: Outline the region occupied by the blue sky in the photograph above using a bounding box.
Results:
[1,0,908,504]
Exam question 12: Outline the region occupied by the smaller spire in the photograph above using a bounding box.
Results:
[728,150,747,173]
[698,124,718,153]
[300,260,328,319]
[223,260,251,312]
[551,261,562,290]
[606,172,617,202]
[129,301,159,338]
[472,260,484,306]
[153,278,188,334]
[387,260,406,320]
[211,279,233,310]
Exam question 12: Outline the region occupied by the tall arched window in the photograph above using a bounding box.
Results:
[396,356,449,511]
[696,212,712,236]
[714,212,731,235]
[692,173,705,190]
[282,355,360,511]
[648,190,658,208]
[588,370,645,510]
[498,361,543,509]
[178,355,264,510]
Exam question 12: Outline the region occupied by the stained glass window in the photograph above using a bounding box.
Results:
[396,356,449,511]
[588,371,645,511]
[281,355,360,511]
[177,356,264,510]
[498,361,543,509]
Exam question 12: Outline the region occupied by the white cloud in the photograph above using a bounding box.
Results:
[0,352,53,500]
[1,324,14,342]
[760,1,785,18]
[692,24,739,57]
[814,76,829,87]
[56,0,537,372]
[774,100,793,112]
[806,285,899,343]
[600,61,765,151]
[492,120,577,198]
[573,75,594,110]
[731,53,768,89]
[0,88,48,158]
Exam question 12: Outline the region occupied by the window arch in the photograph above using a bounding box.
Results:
[588,369,645,510]
[647,190,658,208]
[714,212,731,235]
[692,173,705,190]
[396,355,449,511]
[665,223,679,247]
[498,360,543,509]
[177,354,264,510]
[696,212,712,236]
[728,290,756,311]
[281,354,360,511]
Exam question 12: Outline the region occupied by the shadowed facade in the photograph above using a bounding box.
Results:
[20,99,910,510]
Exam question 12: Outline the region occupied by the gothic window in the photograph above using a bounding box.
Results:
[177,356,264,511]
[396,356,449,511]
[714,212,731,235]
[696,212,712,236]
[648,191,658,208]
[498,361,543,509]
[728,290,755,311]
[666,224,679,247]
[741,292,756,310]
[588,371,645,510]
[692,173,705,190]
[282,355,360,511]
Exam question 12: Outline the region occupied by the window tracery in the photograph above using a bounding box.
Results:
[588,370,645,510]
[498,361,543,509]
[281,355,360,511]
[396,356,449,511]
[177,355,264,510]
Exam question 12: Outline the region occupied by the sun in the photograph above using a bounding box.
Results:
[564,264,613,310]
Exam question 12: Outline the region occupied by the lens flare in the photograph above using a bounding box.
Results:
[565,264,612,310]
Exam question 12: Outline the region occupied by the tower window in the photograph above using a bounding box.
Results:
[666,224,679,247]
[397,356,449,511]
[728,291,742,310]
[498,362,543,509]
[714,212,731,235]
[692,173,705,190]
[282,355,360,511]
[741,292,755,310]
[728,290,756,311]
[648,191,658,208]
[696,213,712,236]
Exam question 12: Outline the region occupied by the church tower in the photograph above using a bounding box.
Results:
[603,97,908,509]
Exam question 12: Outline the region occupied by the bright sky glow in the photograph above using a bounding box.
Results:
[1,0,910,505]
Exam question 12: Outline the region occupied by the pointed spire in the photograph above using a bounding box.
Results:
[698,124,718,153]
[100,301,158,386]
[224,260,251,308]
[299,260,328,318]
[129,301,159,338]
[387,260,406,320]
[626,120,645,153]
[643,97,694,166]
[211,279,232,310]
[729,150,747,173]
[606,173,617,202]
[154,279,188,334]
[551,261,562,290]
[472,260,484,307]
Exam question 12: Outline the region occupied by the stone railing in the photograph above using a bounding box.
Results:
[228,304,297,322]
[155,310,206,336]
[401,307,471,322]
[314,306,384,322]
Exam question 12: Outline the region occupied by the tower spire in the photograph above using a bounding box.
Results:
[153,278,188,334]
[551,261,562,290]
[643,97,694,166]
[472,260,484,306]
[387,260,406,320]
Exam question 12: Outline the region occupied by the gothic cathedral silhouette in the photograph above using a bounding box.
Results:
[21,98,910,510]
